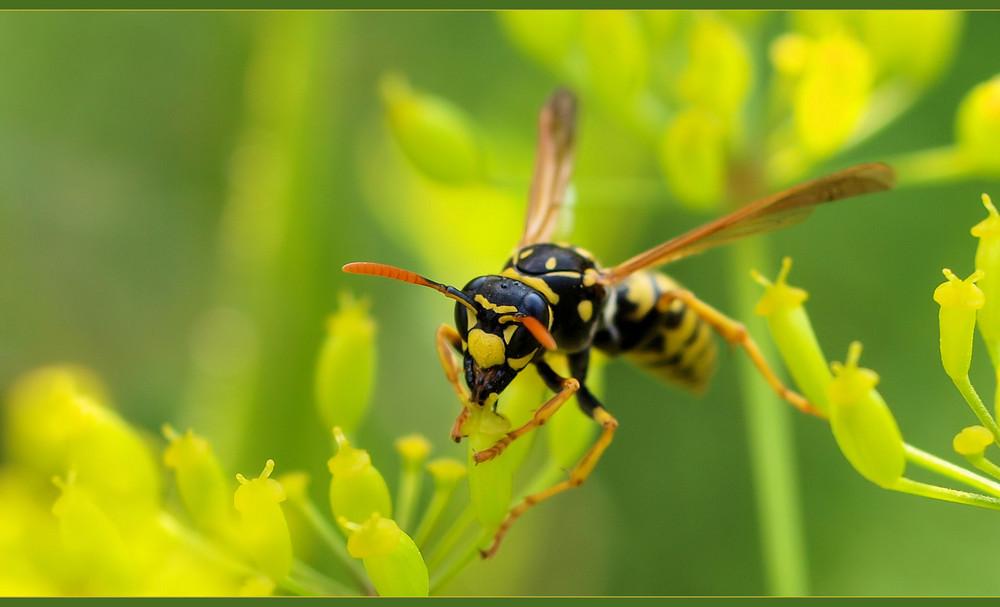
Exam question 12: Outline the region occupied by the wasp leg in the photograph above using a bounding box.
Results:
[482,359,617,558]
[657,289,824,418]
[473,361,580,464]
[436,324,472,441]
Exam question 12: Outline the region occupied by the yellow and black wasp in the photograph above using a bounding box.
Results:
[344,88,896,558]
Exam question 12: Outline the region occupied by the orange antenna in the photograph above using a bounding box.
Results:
[342,262,478,313]
[515,314,557,351]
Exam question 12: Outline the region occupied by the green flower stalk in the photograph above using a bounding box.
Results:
[393,434,432,532]
[328,427,392,530]
[342,513,429,597]
[234,460,293,581]
[414,459,467,547]
[315,293,376,438]
[827,342,905,489]
[752,258,832,416]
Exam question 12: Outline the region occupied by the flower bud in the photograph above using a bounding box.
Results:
[463,406,514,529]
[342,513,428,597]
[328,427,392,530]
[752,258,832,415]
[955,76,1000,174]
[933,268,985,381]
[381,74,482,184]
[972,194,1000,366]
[162,425,232,536]
[234,460,292,581]
[315,293,376,436]
[827,342,905,489]
[953,425,994,457]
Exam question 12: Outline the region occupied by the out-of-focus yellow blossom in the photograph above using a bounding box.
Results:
[380,73,483,185]
[972,194,1000,366]
[659,107,727,210]
[955,75,1000,174]
[163,425,233,537]
[315,293,376,437]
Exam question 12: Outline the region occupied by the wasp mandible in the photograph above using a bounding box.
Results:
[344,89,896,558]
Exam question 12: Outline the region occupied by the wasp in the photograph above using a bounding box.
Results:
[344,89,895,558]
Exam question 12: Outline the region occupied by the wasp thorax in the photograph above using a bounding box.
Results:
[454,275,551,405]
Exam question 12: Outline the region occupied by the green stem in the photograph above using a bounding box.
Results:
[965,452,1000,482]
[291,497,370,591]
[429,526,492,595]
[413,483,462,549]
[952,375,1000,444]
[904,443,1000,498]
[281,560,360,597]
[395,465,423,534]
[891,477,1000,510]
[425,506,477,573]
[884,145,969,187]
[729,238,810,596]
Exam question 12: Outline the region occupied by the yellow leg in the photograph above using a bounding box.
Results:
[473,376,580,464]
[481,406,618,559]
[658,289,824,418]
[436,324,472,441]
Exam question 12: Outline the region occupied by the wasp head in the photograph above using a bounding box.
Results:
[456,275,553,406]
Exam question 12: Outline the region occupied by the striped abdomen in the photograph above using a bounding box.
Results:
[594,271,716,392]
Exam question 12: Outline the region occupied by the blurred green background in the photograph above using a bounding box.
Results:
[3,10,1000,596]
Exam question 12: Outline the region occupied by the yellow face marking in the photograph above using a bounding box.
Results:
[545,256,557,270]
[578,300,594,323]
[466,308,477,332]
[468,328,506,369]
[474,294,519,314]
[503,324,517,343]
[507,350,535,371]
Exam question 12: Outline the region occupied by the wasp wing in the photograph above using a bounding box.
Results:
[517,88,578,249]
[599,162,896,285]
